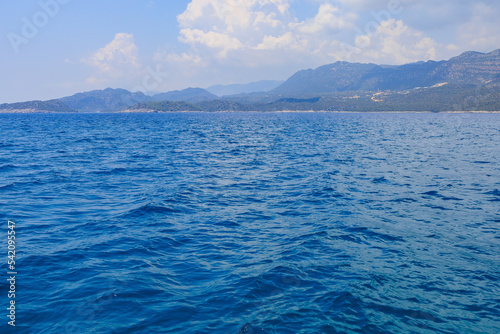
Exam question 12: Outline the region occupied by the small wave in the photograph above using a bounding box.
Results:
[346,226,405,243]
[329,233,365,244]
[213,220,240,227]
[422,190,462,201]
[121,203,183,218]
[363,156,386,161]
[371,176,389,184]
[73,138,94,143]
[334,158,355,164]
[0,182,16,191]
[441,195,463,201]
[485,189,500,196]
[0,164,17,172]
[390,197,417,203]
[422,190,440,197]
[92,167,130,175]
[424,204,452,211]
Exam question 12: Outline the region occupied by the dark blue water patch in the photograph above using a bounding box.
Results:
[421,190,464,201]
[121,203,185,217]
[485,189,500,202]
[485,189,500,196]
[390,197,418,203]
[0,164,18,172]
[1,112,499,333]
[0,182,17,191]
[424,204,453,211]
[371,176,390,184]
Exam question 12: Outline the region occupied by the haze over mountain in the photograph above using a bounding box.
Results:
[56,87,217,112]
[206,80,284,97]
[60,88,149,113]
[0,99,76,113]
[149,88,217,103]
[1,49,499,113]
[4,1,500,104]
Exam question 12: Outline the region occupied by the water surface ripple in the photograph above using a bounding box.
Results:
[0,112,499,333]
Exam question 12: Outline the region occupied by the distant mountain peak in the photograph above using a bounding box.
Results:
[59,88,149,112]
[449,49,500,62]
[449,50,485,62]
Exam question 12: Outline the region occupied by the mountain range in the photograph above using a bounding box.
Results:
[1,49,499,113]
[271,50,500,96]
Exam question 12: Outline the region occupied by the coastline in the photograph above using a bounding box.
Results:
[2,109,500,114]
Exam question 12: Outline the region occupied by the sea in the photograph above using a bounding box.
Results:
[0,112,499,334]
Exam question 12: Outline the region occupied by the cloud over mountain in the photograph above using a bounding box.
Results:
[4,1,498,103]
[151,0,445,90]
[83,33,143,85]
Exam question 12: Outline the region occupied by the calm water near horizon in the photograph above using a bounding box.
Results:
[0,112,499,333]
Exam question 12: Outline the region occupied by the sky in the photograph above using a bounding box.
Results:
[1,0,499,103]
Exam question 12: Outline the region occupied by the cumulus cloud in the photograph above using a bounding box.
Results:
[160,0,360,67]
[255,32,294,50]
[179,28,244,58]
[336,19,438,64]
[151,0,499,88]
[83,33,143,85]
[165,0,441,66]
[293,4,357,34]
[176,0,292,51]
[177,0,286,39]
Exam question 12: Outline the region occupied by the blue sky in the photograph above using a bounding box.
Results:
[1,0,499,103]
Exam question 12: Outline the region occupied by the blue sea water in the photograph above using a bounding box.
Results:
[0,112,499,334]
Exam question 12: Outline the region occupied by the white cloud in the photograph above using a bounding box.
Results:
[176,0,292,49]
[294,4,357,34]
[179,28,244,58]
[336,19,438,64]
[165,0,359,64]
[152,0,499,89]
[83,33,142,85]
[168,1,439,65]
[177,0,290,33]
[255,32,294,50]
